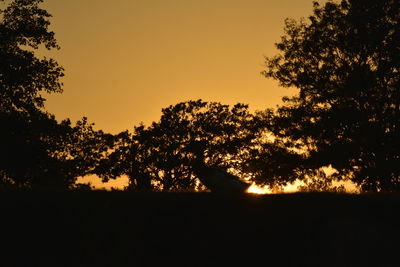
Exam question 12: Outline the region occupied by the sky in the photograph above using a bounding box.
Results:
[38,0,327,189]
[40,0,328,133]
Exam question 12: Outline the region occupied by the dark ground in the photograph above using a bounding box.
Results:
[0,191,399,267]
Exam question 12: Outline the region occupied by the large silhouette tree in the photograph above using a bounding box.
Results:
[134,100,264,191]
[0,0,115,189]
[99,100,273,191]
[263,0,400,192]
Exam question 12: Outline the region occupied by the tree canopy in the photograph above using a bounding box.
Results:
[263,0,400,192]
[99,100,274,191]
[0,0,64,114]
[0,0,115,189]
[5,0,400,193]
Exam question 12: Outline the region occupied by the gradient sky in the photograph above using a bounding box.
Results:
[38,0,326,189]
[40,0,328,134]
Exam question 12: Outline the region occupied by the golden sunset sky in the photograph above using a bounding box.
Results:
[41,0,327,133]
[39,0,327,189]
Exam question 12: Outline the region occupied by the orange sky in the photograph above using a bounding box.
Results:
[40,0,328,133]
[39,0,326,189]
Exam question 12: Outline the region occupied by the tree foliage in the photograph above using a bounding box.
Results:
[0,0,64,114]
[100,100,272,191]
[0,113,115,188]
[0,0,115,189]
[263,0,400,192]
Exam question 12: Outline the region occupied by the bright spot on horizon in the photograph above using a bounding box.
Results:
[247,183,271,194]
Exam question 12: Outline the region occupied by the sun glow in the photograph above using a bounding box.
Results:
[247,183,271,194]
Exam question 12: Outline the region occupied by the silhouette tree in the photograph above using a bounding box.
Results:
[92,130,132,185]
[0,0,115,189]
[0,113,115,188]
[0,0,64,114]
[99,100,270,192]
[263,0,400,192]
[185,139,251,193]
[297,174,346,193]
[45,117,116,188]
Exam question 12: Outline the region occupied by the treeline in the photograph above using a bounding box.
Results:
[1,0,400,193]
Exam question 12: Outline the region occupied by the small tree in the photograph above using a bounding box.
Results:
[263,0,400,192]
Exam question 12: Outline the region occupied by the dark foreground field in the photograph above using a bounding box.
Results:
[0,191,399,267]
